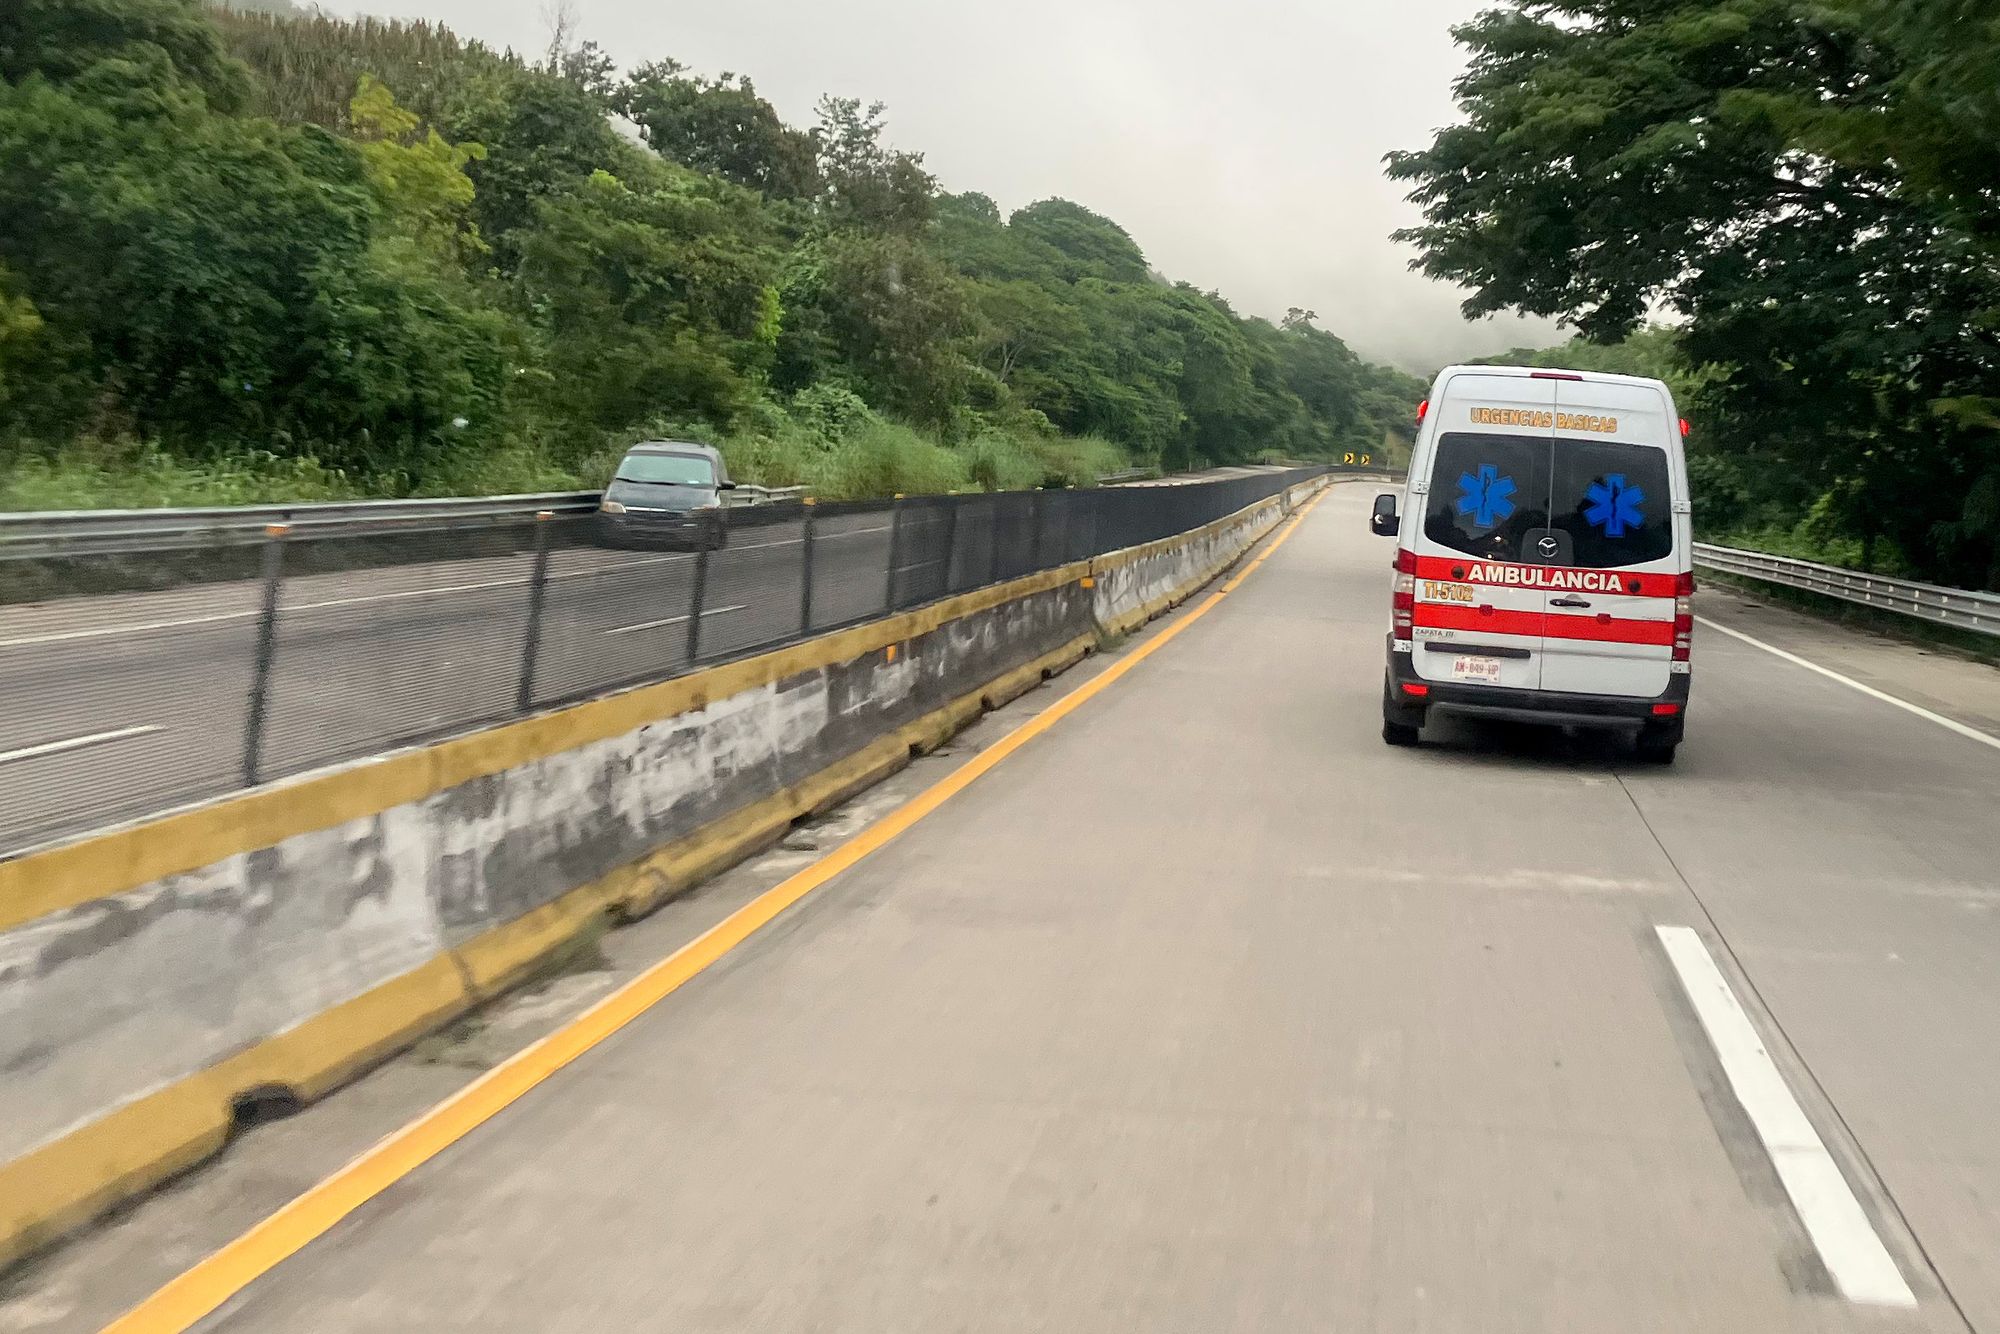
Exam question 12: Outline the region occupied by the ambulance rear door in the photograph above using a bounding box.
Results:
[1538,379,1683,698]
[1410,373,1556,691]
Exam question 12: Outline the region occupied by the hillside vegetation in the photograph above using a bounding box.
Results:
[0,0,1423,508]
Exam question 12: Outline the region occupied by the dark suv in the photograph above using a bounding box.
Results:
[596,442,735,549]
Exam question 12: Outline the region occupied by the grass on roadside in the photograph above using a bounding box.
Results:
[0,444,368,510]
[1,404,1139,511]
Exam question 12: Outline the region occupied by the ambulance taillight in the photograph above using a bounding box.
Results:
[1672,571,1695,669]
[1392,548,1416,643]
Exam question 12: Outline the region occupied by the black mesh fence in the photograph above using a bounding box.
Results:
[0,467,1323,854]
[806,499,895,630]
[260,522,541,781]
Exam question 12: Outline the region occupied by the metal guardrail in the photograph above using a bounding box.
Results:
[1693,543,2000,638]
[2,459,1409,558]
[719,484,808,510]
[0,463,1387,558]
[0,486,811,557]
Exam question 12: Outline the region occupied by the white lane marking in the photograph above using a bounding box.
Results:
[732,524,892,551]
[0,553,698,649]
[1655,925,1916,1308]
[0,724,166,766]
[1697,615,2000,754]
[285,574,531,616]
[0,607,251,648]
[602,604,747,635]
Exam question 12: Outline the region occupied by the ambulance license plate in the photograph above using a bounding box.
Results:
[1451,655,1503,683]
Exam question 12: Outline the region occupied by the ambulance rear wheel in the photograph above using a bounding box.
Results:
[1382,674,1423,746]
[1636,717,1682,765]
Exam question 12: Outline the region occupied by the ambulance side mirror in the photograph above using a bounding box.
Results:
[1370,493,1400,537]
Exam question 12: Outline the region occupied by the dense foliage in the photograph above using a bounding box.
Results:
[1389,0,2000,589]
[0,0,1419,504]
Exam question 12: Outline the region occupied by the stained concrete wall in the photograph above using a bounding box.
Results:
[1093,488,1296,634]
[0,477,1322,1267]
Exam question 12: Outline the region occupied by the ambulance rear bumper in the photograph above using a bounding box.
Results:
[1385,639,1689,730]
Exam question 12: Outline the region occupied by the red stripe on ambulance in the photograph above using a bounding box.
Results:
[1412,556,1676,598]
[1414,603,1675,646]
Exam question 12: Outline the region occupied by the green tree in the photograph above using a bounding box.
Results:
[0,6,507,475]
[513,165,784,437]
[813,96,935,233]
[785,229,974,429]
[1264,311,1366,454]
[967,279,1085,394]
[349,74,486,265]
[212,10,514,130]
[1388,0,2000,587]
[617,61,818,200]
[0,0,249,108]
[446,68,630,273]
[0,262,45,419]
[1009,199,1149,284]
[1763,0,2000,250]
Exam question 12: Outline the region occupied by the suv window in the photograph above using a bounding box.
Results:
[1549,438,1673,568]
[616,453,715,486]
[1423,432,1551,561]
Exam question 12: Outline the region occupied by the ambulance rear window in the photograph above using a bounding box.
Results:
[1549,439,1674,568]
[1423,433,1550,561]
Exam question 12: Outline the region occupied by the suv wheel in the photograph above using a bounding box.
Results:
[1382,717,1420,747]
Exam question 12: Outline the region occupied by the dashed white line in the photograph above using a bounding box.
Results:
[730,524,892,551]
[1697,615,2000,753]
[0,724,167,766]
[0,572,544,649]
[0,608,253,649]
[602,604,748,635]
[0,553,693,649]
[1655,924,1917,1308]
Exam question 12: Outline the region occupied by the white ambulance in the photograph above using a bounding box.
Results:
[1372,366,1694,762]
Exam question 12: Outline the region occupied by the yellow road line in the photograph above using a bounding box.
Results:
[102,487,1329,1334]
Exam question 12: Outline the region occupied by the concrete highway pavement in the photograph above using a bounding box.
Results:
[44,486,2000,1332]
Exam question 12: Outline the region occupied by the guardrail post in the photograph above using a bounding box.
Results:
[516,511,554,713]
[884,493,906,612]
[686,541,711,665]
[988,495,1004,586]
[1031,489,1050,570]
[798,497,816,633]
[241,522,288,788]
[941,494,961,593]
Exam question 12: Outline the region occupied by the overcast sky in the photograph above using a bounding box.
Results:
[365,0,1563,372]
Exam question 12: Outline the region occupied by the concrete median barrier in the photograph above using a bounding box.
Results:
[0,475,1326,1270]
[1091,487,1301,635]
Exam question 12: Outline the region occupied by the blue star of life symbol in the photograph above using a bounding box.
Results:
[1584,473,1646,538]
[1455,464,1517,528]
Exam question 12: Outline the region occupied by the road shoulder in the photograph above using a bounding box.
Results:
[1694,584,2000,739]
